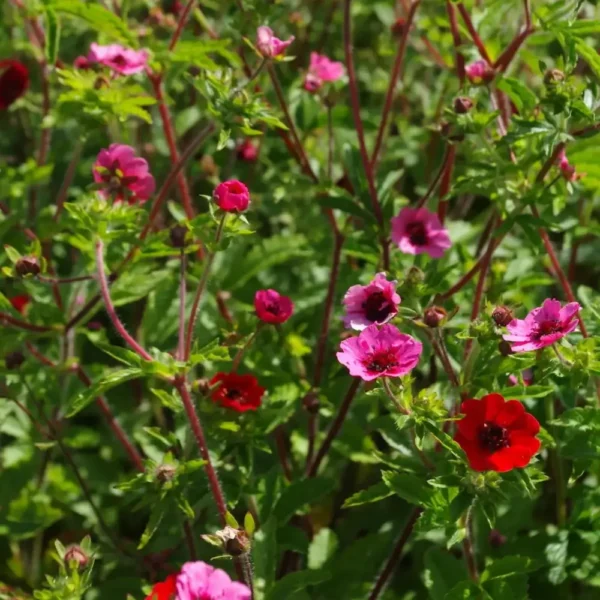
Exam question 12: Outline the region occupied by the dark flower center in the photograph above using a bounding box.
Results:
[362,291,393,323]
[266,303,280,315]
[112,54,127,66]
[536,319,562,337]
[225,387,242,400]
[478,422,510,452]
[406,221,428,246]
[364,350,399,373]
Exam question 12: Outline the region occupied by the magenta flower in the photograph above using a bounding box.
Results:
[508,368,534,387]
[465,60,494,85]
[176,561,250,600]
[390,207,451,258]
[557,149,580,182]
[255,289,294,324]
[304,52,345,92]
[336,324,422,381]
[87,43,149,75]
[502,299,581,353]
[343,273,401,331]
[213,180,250,212]
[92,144,155,205]
[256,26,295,58]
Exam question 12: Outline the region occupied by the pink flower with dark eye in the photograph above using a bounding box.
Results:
[336,323,422,381]
[176,561,251,600]
[465,60,495,85]
[502,299,581,353]
[303,52,345,92]
[213,180,250,212]
[343,273,401,331]
[0,59,29,110]
[87,43,149,75]
[256,26,295,58]
[255,289,294,324]
[391,207,452,258]
[557,149,580,182]
[237,140,258,162]
[92,144,155,204]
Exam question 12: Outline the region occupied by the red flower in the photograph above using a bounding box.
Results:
[0,60,29,110]
[145,574,177,600]
[454,393,540,473]
[254,289,294,324]
[210,372,265,412]
[10,295,31,315]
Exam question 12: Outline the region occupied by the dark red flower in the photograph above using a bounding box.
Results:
[0,60,29,110]
[454,393,540,473]
[10,294,31,315]
[210,372,265,412]
[254,289,294,324]
[145,573,177,600]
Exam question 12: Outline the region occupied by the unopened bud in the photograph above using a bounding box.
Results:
[491,305,514,327]
[5,351,25,370]
[498,340,513,356]
[302,392,320,415]
[156,464,177,484]
[193,378,211,395]
[489,529,507,548]
[169,224,189,249]
[406,266,424,285]
[216,526,251,556]
[391,17,406,38]
[544,68,565,85]
[15,256,40,277]
[64,545,89,569]
[423,306,447,328]
[453,96,474,114]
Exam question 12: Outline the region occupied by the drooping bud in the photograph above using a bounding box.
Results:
[423,306,447,328]
[169,224,189,249]
[15,256,40,277]
[215,526,251,556]
[453,96,474,114]
[5,351,25,370]
[155,463,177,484]
[491,305,514,327]
[64,545,89,569]
[544,68,565,85]
[302,391,320,415]
[489,529,507,548]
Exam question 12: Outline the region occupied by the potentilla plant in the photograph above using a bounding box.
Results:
[1,1,600,599]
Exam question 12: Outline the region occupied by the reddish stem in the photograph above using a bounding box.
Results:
[446,1,465,85]
[0,312,55,333]
[437,144,456,223]
[169,0,196,51]
[178,252,187,361]
[494,28,532,73]
[417,143,451,209]
[457,4,493,65]
[275,426,293,481]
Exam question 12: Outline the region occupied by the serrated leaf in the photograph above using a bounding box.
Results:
[342,481,394,508]
[382,471,434,506]
[44,9,61,65]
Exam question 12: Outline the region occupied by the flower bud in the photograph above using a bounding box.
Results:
[498,340,513,356]
[406,266,424,285]
[453,96,474,114]
[5,351,25,370]
[391,17,406,38]
[302,392,320,415]
[491,305,514,327]
[64,545,89,569]
[15,256,40,277]
[192,378,211,395]
[423,306,447,328]
[216,526,251,556]
[169,224,189,249]
[156,463,177,484]
[544,68,565,85]
[214,180,251,213]
[488,529,507,548]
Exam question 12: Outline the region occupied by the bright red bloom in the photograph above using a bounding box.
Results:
[210,372,265,412]
[10,295,31,315]
[455,393,540,473]
[213,180,250,212]
[145,574,177,600]
[254,289,294,324]
[0,60,29,110]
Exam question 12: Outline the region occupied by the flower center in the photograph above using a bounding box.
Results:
[225,387,241,400]
[536,319,562,337]
[266,303,280,315]
[364,350,399,373]
[112,54,127,66]
[406,221,428,246]
[478,422,510,452]
[362,291,393,323]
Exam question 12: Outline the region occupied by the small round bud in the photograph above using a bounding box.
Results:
[423,306,447,328]
[391,17,406,38]
[498,340,513,356]
[302,392,320,415]
[406,266,424,285]
[216,526,251,556]
[64,545,89,569]
[544,68,565,85]
[489,529,507,548]
[453,96,474,114]
[169,224,188,249]
[193,378,211,395]
[156,464,177,484]
[15,256,40,277]
[491,305,514,327]
[5,351,25,370]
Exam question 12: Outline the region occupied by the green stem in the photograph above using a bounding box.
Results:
[545,396,567,527]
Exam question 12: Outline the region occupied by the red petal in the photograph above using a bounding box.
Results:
[482,393,505,421]
[455,433,489,471]
[486,447,516,472]
[513,412,540,436]
[495,400,525,428]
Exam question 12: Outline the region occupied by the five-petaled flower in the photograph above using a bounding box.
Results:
[342,273,401,331]
[176,561,251,600]
[0,59,29,110]
[502,298,581,353]
[93,144,156,204]
[391,207,452,258]
[465,60,495,85]
[336,323,422,381]
[213,180,251,212]
[210,372,265,412]
[255,289,294,324]
[256,26,295,58]
[304,52,345,92]
[87,43,149,75]
[144,573,177,600]
[455,393,541,472]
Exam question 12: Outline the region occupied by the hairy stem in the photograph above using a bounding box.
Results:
[178,251,187,361]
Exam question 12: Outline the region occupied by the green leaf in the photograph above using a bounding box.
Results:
[138,502,165,549]
[481,556,539,581]
[342,481,394,508]
[575,39,600,80]
[44,9,61,65]
[308,528,338,570]
[423,547,469,600]
[244,512,255,536]
[266,570,331,600]
[272,477,335,524]
[497,77,537,113]
[217,129,231,151]
[67,368,144,417]
[382,471,434,507]
[92,341,142,367]
[253,517,277,594]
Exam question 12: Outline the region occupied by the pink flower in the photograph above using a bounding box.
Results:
[87,43,149,75]
[176,561,250,600]
[255,289,294,324]
[237,140,258,162]
[304,52,345,92]
[465,60,495,85]
[343,273,401,331]
[502,299,581,353]
[390,207,452,258]
[92,144,155,204]
[557,149,580,182]
[213,180,250,212]
[508,368,534,387]
[256,26,295,58]
[336,323,422,381]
